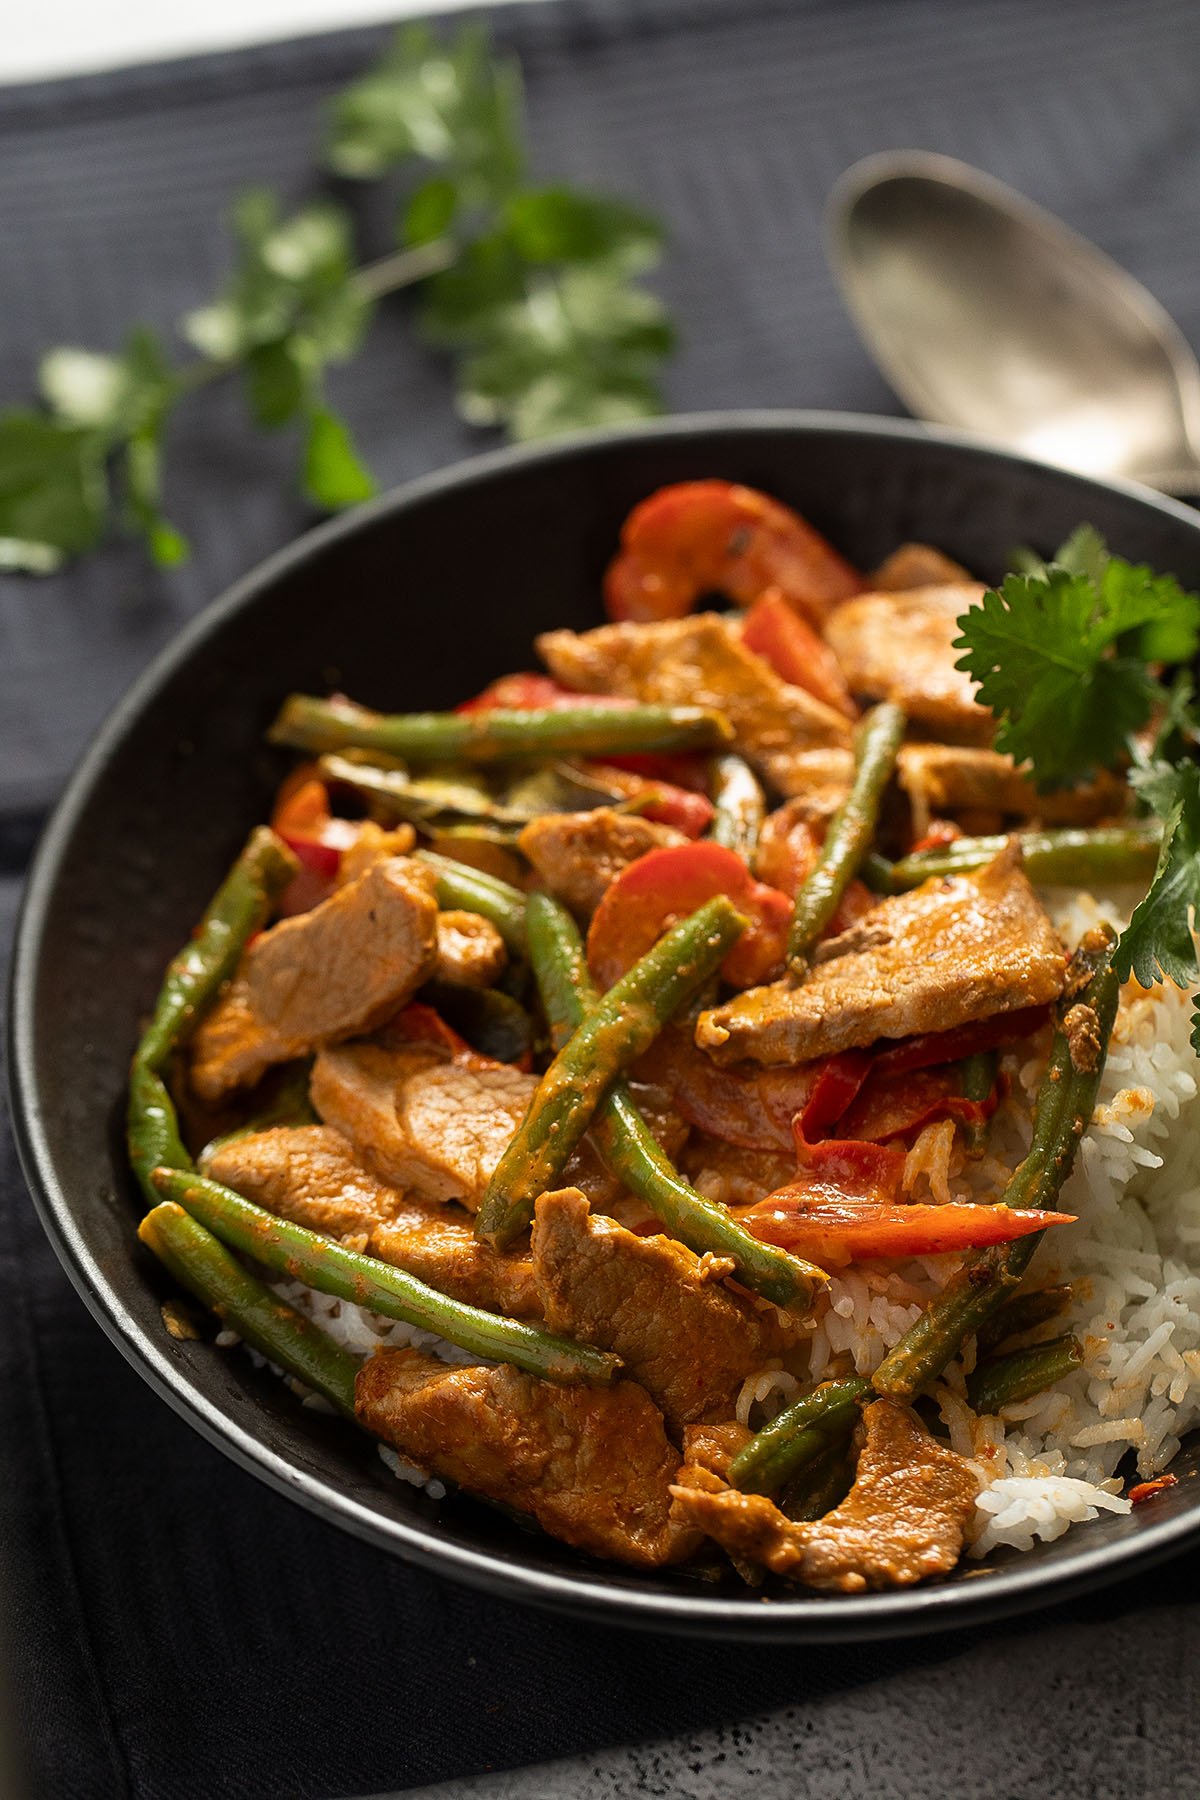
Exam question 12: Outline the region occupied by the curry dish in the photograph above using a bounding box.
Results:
[128,479,1190,1593]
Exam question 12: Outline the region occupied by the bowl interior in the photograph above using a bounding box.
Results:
[13,413,1200,1639]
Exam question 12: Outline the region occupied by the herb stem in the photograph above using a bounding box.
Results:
[351,239,459,302]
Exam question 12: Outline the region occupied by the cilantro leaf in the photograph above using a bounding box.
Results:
[955,542,1200,789]
[1115,760,1200,1039]
[325,21,523,205]
[302,405,376,510]
[954,570,1156,785]
[0,411,108,571]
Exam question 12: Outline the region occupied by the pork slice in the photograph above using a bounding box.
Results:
[519,808,686,918]
[191,858,438,1100]
[434,910,508,987]
[538,614,852,796]
[825,584,993,744]
[310,1042,536,1209]
[870,543,973,591]
[204,1124,538,1317]
[897,743,1126,836]
[531,1189,798,1432]
[356,1346,699,1568]
[696,840,1066,1065]
[670,1398,978,1592]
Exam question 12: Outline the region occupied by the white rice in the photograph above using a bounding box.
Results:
[265,883,1200,1564]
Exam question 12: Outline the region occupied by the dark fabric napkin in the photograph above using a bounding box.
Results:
[3,3,1200,1796]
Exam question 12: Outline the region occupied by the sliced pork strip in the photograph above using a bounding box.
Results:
[870,543,973,591]
[519,808,686,918]
[531,1188,798,1432]
[697,840,1066,1065]
[356,1346,700,1568]
[670,1398,978,1592]
[204,1124,539,1317]
[538,614,852,797]
[191,858,438,1101]
[310,1043,536,1209]
[825,584,993,744]
[897,743,1125,837]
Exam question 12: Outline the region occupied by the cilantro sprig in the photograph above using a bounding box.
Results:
[954,528,1200,790]
[0,23,674,575]
[956,527,1200,1048]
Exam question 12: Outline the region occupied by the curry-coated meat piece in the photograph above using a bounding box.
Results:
[531,1188,798,1432]
[825,584,993,743]
[356,1346,700,1568]
[204,1124,539,1317]
[518,808,686,919]
[670,1398,978,1592]
[537,614,852,796]
[191,858,439,1101]
[697,840,1066,1065]
[896,743,1125,836]
[310,1042,536,1210]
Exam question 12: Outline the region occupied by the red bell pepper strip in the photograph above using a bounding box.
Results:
[599,750,711,787]
[271,774,358,915]
[383,1003,500,1072]
[837,1065,1002,1145]
[587,841,793,990]
[1128,1474,1179,1505]
[738,1192,1073,1267]
[798,1052,874,1139]
[741,588,856,718]
[872,1005,1051,1079]
[581,761,715,838]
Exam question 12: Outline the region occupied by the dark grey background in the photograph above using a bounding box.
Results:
[2,2,1199,1796]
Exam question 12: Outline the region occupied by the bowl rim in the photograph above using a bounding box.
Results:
[11,407,1200,1641]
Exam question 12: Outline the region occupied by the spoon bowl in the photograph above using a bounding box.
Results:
[828,151,1200,492]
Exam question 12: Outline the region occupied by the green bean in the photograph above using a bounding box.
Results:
[778,1436,855,1522]
[476,895,747,1249]
[525,893,824,1307]
[787,702,906,973]
[135,826,297,1072]
[127,827,298,1207]
[967,1334,1083,1415]
[270,694,734,763]
[708,754,765,859]
[128,1059,194,1206]
[976,1284,1074,1356]
[961,1050,997,1154]
[868,825,1161,894]
[139,1202,360,1416]
[727,1376,869,1497]
[152,1168,619,1386]
[412,850,527,952]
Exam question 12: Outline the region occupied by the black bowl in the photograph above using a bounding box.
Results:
[11,412,1200,1640]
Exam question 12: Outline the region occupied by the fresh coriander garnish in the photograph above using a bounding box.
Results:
[956,527,1200,1049]
[954,529,1200,790]
[0,23,674,576]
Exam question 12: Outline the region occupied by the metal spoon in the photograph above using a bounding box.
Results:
[826,150,1200,492]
